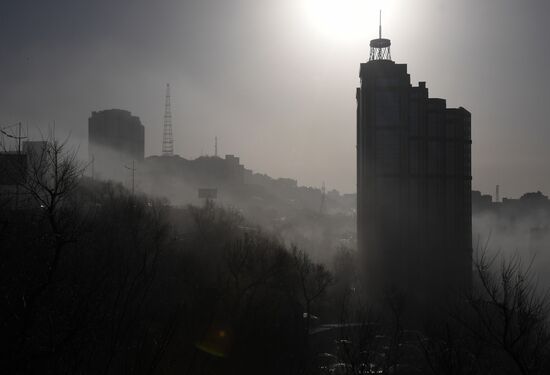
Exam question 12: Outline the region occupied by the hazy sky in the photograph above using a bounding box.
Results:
[1,0,549,195]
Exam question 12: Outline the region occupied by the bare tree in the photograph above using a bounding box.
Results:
[455,251,550,375]
[292,248,332,333]
[14,136,85,365]
[290,247,332,374]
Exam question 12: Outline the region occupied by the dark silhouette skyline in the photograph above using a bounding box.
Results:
[88,109,145,181]
[2,2,550,374]
[2,1,550,195]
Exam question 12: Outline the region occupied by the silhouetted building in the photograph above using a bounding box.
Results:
[139,154,245,203]
[23,141,48,160]
[472,190,493,212]
[0,153,26,185]
[88,109,144,181]
[356,27,472,305]
[0,141,49,208]
[0,152,26,208]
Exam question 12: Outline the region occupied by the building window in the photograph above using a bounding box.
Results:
[464,144,471,175]
[446,144,455,174]
[376,130,400,175]
[409,102,418,135]
[376,77,400,88]
[428,141,443,174]
[428,113,443,137]
[376,91,400,127]
[446,121,455,139]
[376,177,400,221]
[410,140,419,174]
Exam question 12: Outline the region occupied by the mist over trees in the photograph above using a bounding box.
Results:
[472,191,550,291]
[1,140,550,374]
[1,139,333,373]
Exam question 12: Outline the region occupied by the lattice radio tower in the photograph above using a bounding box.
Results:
[162,83,174,156]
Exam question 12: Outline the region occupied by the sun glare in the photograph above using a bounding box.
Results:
[302,0,386,43]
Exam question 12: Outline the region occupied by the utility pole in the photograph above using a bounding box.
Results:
[91,154,95,180]
[16,121,21,209]
[1,122,28,209]
[124,160,136,195]
[18,122,21,153]
[215,136,218,157]
[16,123,20,209]
[0,122,27,152]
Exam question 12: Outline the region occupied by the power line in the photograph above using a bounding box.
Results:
[0,122,28,152]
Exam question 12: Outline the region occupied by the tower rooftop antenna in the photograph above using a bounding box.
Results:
[369,10,392,61]
[379,10,382,39]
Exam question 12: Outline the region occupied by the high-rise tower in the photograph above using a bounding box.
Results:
[88,109,144,181]
[356,16,472,306]
[162,83,174,156]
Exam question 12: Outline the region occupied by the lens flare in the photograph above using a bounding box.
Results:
[303,0,375,43]
[301,0,399,44]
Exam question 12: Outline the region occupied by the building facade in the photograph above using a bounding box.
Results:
[0,141,49,208]
[88,109,144,181]
[357,34,472,304]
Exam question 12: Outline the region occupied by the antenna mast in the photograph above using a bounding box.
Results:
[162,83,174,156]
[379,10,382,39]
[369,10,391,61]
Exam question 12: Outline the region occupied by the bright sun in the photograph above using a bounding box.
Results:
[303,0,384,43]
